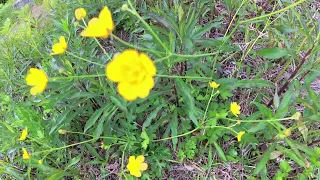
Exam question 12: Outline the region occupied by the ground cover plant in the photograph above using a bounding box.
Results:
[0,0,320,179]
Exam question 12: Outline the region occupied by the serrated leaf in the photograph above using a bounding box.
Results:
[141,130,150,150]
[280,161,291,173]
[256,47,288,59]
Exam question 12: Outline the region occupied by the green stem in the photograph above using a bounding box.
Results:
[155,74,211,80]
[223,117,293,123]
[64,130,127,141]
[111,33,218,59]
[152,127,200,142]
[33,138,95,155]
[240,0,307,24]
[50,74,106,81]
[66,51,105,67]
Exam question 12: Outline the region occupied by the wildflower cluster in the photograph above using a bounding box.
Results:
[22,5,246,178]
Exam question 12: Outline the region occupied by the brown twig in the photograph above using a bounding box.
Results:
[267,45,314,107]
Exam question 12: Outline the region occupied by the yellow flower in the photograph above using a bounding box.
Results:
[209,81,220,88]
[101,142,105,149]
[237,131,245,142]
[81,6,114,38]
[230,102,241,117]
[285,129,291,137]
[58,129,66,134]
[38,159,43,165]
[22,148,31,160]
[26,68,48,96]
[75,8,86,20]
[127,155,148,177]
[51,36,67,55]
[106,50,156,101]
[18,128,28,141]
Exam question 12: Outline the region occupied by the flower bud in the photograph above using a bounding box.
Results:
[121,4,129,11]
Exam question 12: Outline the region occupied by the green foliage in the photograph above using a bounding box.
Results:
[1,0,320,179]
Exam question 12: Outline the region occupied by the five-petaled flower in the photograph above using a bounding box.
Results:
[237,131,245,142]
[22,148,31,160]
[51,36,67,55]
[106,49,156,101]
[26,68,48,96]
[230,102,241,117]
[209,81,220,88]
[127,155,148,177]
[81,6,114,38]
[75,8,86,20]
[18,128,28,141]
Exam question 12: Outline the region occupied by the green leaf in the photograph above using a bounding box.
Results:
[170,109,178,150]
[248,122,267,133]
[280,161,292,173]
[46,170,66,180]
[252,102,272,118]
[256,47,288,59]
[65,154,82,170]
[141,130,150,150]
[85,144,104,161]
[253,143,276,175]
[277,146,305,167]
[109,96,127,112]
[175,79,198,125]
[213,141,227,162]
[275,25,297,34]
[84,105,110,132]
[192,22,222,38]
[143,105,163,129]
[235,79,274,88]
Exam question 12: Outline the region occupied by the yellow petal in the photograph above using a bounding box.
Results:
[230,102,241,117]
[136,76,154,99]
[136,155,145,163]
[237,131,245,142]
[98,6,114,31]
[75,8,86,20]
[81,18,109,38]
[131,170,142,177]
[51,43,65,55]
[118,82,138,101]
[140,53,156,76]
[128,156,135,163]
[140,163,148,171]
[106,59,125,82]
[22,148,31,160]
[30,83,46,96]
[18,129,28,141]
[209,81,220,88]
[38,159,43,165]
[59,36,67,50]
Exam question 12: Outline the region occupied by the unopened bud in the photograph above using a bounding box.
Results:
[121,4,129,11]
[58,129,66,134]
